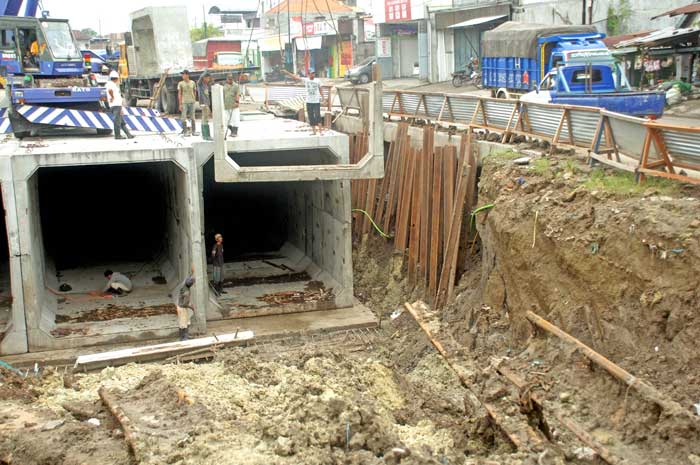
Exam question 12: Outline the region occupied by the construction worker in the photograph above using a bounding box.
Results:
[223,73,240,138]
[174,275,195,341]
[29,38,45,58]
[101,270,133,296]
[282,68,322,135]
[211,233,225,294]
[177,70,198,136]
[106,70,134,139]
[196,72,213,140]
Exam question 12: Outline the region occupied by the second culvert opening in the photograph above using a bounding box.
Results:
[202,158,353,318]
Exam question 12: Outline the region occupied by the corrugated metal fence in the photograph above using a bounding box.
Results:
[333,87,700,184]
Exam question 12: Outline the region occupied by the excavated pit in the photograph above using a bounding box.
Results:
[201,159,353,319]
[34,162,191,339]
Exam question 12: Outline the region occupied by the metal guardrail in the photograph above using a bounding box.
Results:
[333,87,700,184]
[264,84,333,111]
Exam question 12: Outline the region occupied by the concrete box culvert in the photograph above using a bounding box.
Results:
[200,158,353,321]
[22,160,197,352]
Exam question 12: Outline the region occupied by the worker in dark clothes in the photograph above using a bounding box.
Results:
[197,72,213,140]
[174,275,195,341]
[211,233,225,294]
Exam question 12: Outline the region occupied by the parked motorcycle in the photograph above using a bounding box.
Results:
[452,57,482,88]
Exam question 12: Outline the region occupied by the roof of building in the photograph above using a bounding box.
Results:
[602,30,657,47]
[651,2,700,20]
[266,0,354,16]
[614,26,700,48]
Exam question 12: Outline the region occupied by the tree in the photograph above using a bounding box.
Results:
[190,25,223,42]
[80,28,98,38]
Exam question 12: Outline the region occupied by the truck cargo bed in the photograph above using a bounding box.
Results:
[552,91,665,118]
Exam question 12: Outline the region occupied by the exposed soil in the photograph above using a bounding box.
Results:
[2,143,700,465]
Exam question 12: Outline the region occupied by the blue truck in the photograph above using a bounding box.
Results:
[481,22,665,118]
[0,0,108,138]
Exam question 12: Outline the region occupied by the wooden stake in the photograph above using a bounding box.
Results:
[395,145,416,250]
[408,147,422,283]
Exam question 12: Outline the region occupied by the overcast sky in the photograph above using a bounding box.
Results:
[42,1,228,34]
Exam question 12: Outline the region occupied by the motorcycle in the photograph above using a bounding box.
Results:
[452,58,482,88]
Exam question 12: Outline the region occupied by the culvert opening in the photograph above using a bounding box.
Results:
[228,148,339,167]
[202,158,352,319]
[36,162,191,336]
[0,186,11,332]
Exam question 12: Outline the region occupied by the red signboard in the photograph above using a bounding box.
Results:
[385,0,411,22]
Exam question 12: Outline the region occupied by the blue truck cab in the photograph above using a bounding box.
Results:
[481,22,665,118]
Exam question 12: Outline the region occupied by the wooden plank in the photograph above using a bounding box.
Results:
[650,128,676,174]
[395,146,416,250]
[429,147,443,299]
[75,331,254,370]
[442,146,455,255]
[436,130,471,308]
[374,138,396,230]
[362,178,378,235]
[355,132,370,237]
[454,146,479,291]
[383,124,407,232]
[419,126,434,285]
[408,147,422,283]
[389,128,409,234]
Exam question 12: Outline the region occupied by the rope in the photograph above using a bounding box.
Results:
[352,209,393,239]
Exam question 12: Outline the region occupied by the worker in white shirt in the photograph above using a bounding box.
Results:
[100,270,133,296]
[105,70,134,140]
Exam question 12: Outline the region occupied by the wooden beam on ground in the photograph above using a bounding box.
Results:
[403,302,550,452]
[526,311,694,421]
[99,386,144,462]
[74,331,254,371]
[495,365,625,465]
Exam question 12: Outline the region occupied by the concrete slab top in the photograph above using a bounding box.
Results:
[0,133,195,158]
[225,118,347,152]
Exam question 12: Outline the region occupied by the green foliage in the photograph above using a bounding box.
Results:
[583,168,679,196]
[532,158,552,176]
[607,0,632,36]
[190,25,223,43]
[80,28,98,38]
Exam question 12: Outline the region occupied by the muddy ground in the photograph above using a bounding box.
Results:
[1,146,699,465]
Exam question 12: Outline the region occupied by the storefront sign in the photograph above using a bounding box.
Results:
[364,18,376,41]
[377,37,391,57]
[303,20,336,36]
[385,0,411,22]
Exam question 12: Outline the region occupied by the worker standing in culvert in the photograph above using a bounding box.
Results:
[223,73,240,138]
[282,68,323,135]
[174,275,195,341]
[197,72,213,141]
[178,70,198,136]
[105,71,134,140]
[211,233,225,295]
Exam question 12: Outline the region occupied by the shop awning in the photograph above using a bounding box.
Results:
[295,36,323,50]
[259,36,288,52]
[448,14,506,29]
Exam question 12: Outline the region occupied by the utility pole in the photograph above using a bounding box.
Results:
[203,4,208,39]
[287,0,292,72]
[581,0,586,25]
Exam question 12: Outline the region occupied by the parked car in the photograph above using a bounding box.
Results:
[346,57,376,84]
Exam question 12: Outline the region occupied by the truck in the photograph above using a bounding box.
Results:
[121,6,259,114]
[0,1,109,138]
[481,22,665,118]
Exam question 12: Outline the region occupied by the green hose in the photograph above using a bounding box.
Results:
[470,203,494,229]
[352,209,393,239]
